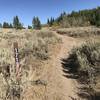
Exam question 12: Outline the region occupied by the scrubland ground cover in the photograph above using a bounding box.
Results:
[0,27,100,100]
[57,26,100,37]
[0,29,61,100]
[60,27,100,100]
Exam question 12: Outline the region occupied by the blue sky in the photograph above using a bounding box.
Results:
[0,0,100,26]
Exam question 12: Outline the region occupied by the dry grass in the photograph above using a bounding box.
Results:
[56,27,100,99]
[0,29,61,100]
[63,39,100,99]
[0,27,100,100]
[57,26,100,37]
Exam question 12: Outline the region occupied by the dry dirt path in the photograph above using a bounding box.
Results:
[45,33,82,100]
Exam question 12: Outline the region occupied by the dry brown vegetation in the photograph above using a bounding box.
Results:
[57,26,100,37]
[57,27,100,100]
[0,29,61,100]
[0,27,100,100]
[63,40,100,99]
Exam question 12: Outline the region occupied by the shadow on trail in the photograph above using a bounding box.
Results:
[61,57,100,100]
[61,58,79,80]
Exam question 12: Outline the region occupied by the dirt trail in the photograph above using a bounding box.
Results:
[45,33,81,100]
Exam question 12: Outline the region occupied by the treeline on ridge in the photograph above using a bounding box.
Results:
[0,6,100,29]
[0,16,41,29]
[47,7,100,27]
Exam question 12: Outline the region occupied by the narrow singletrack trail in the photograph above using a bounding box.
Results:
[45,32,82,100]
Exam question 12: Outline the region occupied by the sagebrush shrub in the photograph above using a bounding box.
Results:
[67,41,100,78]
[0,29,61,99]
[19,31,61,60]
[57,27,100,37]
[62,41,100,98]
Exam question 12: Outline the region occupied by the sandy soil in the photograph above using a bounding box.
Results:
[42,32,82,100]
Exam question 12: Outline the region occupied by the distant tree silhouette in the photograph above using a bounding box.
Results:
[32,17,41,29]
[48,17,55,27]
[0,23,2,28]
[9,23,13,28]
[3,22,10,28]
[13,16,23,29]
[47,18,50,25]
[28,25,32,29]
[54,7,100,27]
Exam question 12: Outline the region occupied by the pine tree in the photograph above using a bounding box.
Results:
[47,18,50,25]
[9,23,13,28]
[13,16,23,29]
[32,17,41,29]
[52,18,55,23]
[49,17,53,26]
[3,22,10,28]
[36,17,41,29]
[28,25,32,29]
[0,23,2,28]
